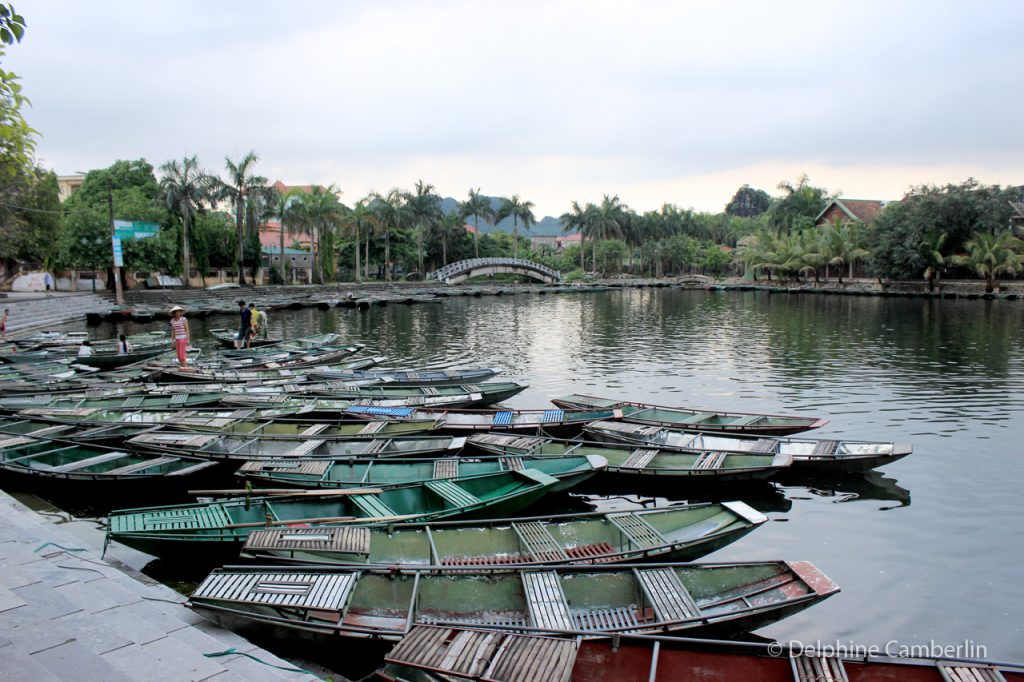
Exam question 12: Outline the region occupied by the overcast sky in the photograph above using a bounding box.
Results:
[8,0,1024,217]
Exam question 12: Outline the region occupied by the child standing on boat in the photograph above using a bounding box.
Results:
[169,306,190,369]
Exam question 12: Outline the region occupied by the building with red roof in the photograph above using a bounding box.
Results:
[815,198,889,227]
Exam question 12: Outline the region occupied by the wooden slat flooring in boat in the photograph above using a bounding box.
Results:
[386,627,501,679]
[362,439,390,455]
[791,654,849,682]
[472,434,544,450]
[130,433,218,448]
[281,439,325,458]
[425,479,481,508]
[691,451,727,470]
[541,409,565,423]
[486,631,577,682]
[104,456,179,475]
[607,513,668,549]
[245,527,371,554]
[165,460,220,477]
[238,459,332,476]
[193,571,355,611]
[635,567,700,622]
[606,421,662,436]
[416,615,529,628]
[0,436,35,449]
[619,448,659,470]
[432,459,459,479]
[491,411,513,426]
[573,607,641,632]
[136,505,231,530]
[522,571,573,632]
[49,451,133,473]
[937,663,1008,682]
[500,456,524,472]
[350,494,398,518]
[357,421,387,435]
[677,411,714,425]
[729,414,764,426]
[512,522,569,562]
[300,423,330,436]
[812,440,839,457]
[751,438,778,453]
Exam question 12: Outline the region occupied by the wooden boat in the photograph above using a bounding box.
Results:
[0,391,225,413]
[186,560,838,642]
[380,626,1024,682]
[390,407,623,437]
[210,328,283,348]
[294,381,528,406]
[126,431,468,462]
[468,434,793,482]
[219,393,497,412]
[583,420,912,473]
[308,366,503,386]
[239,502,765,566]
[220,333,344,355]
[15,406,326,426]
[73,345,169,370]
[107,469,562,560]
[234,453,605,493]
[155,354,380,384]
[0,435,221,501]
[0,417,158,443]
[551,394,828,435]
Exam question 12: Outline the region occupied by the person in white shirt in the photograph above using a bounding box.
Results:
[77,341,94,357]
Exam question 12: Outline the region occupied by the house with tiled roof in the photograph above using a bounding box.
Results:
[814,198,889,227]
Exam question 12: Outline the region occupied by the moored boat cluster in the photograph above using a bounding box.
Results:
[2,327,1013,680]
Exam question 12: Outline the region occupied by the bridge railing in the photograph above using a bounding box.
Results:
[430,258,561,282]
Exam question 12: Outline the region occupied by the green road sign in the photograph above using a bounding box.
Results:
[113,220,160,240]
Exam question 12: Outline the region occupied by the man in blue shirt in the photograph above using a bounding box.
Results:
[235,300,253,349]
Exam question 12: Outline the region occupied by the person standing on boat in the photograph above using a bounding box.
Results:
[248,302,268,341]
[117,333,133,354]
[169,306,190,369]
[235,300,252,349]
[77,340,93,357]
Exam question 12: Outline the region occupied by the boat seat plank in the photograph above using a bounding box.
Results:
[541,409,565,423]
[522,571,573,631]
[120,397,144,408]
[345,406,415,417]
[282,439,325,459]
[937,663,1007,682]
[751,438,778,453]
[193,571,355,611]
[245,527,371,554]
[472,434,545,450]
[425,479,481,508]
[791,654,850,681]
[486,632,577,682]
[729,414,765,426]
[492,411,514,426]
[165,460,221,477]
[300,423,331,436]
[356,421,387,435]
[49,451,133,473]
[607,512,668,549]
[500,456,524,472]
[432,459,459,479]
[512,522,569,562]
[350,494,398,518]
[141,505,231,530]
[812,440,839,457]
[422,387,440,395]
[169,393,189,406]
[0,436,35,449]
[692,451,727,470]
[676,412,715,425]
[635,567,700,622]
[620,448,659,469]
[104,456,180,475]
[572,606,641,632]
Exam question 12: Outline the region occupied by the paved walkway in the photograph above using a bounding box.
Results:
[0,490,323,681]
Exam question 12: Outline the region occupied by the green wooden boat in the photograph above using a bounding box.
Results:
[186,560,838,641]
[127,432,468,462]
[296,381,527,406]
[152,414,444,438]
[156,355,381,383]
[583,420,912,473]
[0,417,157,443]
[0,391,225,413]
[239,502,766,567]
[210,328,283,348]
[73,345,169,370]
[106,468,562,560]
[467,434,792,482]
[308,366,502,386]
[219,333,344,355]
[234,453,605,493]
[551,394,828,436]
[219,392,496,412]
[360,406,624,438]
[15,406,323,426]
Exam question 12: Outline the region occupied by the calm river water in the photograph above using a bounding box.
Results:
[99,288,1024,661]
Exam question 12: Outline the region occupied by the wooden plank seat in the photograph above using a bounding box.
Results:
[691,451,727,470]
[500,456,524,471]
[728,414,764,426]
[541,409,566,423]
[751,438,778,453]
[522,571,573,631]
[422,387,441,395]
[245,527,371,555]
[441,553,528,566]
[169,393,189,406]
[238,459,332,476]
[0,436,35,449]
[165,460,220,477]
[619,449,659,469]
[120,397,144,408]
[300,423,331,436]
[635,567,700,622]
[416,614,528,628]
[350,494,398,518]
[676,412,715,425]
[49,451,133,473]
[425,479,481,508]
[130,433,217,448]
[491,411,514,426]
[937,663,1007,682]
[432,459,459,479]
[607,513,668,549]
[472,434,545,450]
[345,405,415,417]
[361,439,391,455]
[791,654,849,681]
[192,571,355,611]
[512,522,569,562]
[103,456,180,475]
[139,506,231,530]
[281,439,325,459]
[356,421,387,435]
[811,440,839,457]
[573,606,641,631]
[564,542,616,562]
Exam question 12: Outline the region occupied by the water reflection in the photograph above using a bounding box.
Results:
[778,471,911,510]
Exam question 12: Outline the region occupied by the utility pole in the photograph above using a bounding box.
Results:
[107,178,124,305]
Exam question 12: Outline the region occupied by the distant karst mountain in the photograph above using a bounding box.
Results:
[438,196,569,236]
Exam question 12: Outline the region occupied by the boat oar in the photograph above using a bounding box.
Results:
[188,488,384,497]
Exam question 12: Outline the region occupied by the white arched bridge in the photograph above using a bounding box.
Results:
[430,258,562,284]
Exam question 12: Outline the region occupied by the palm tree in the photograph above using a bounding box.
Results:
[371,188,412,282]
[265,187,300,283]
[495,195,536,261]
[293,185,344,284]
[560,200,593,272]
[460,189,494,259]
[917,228,948,292]
[243,185,277,282]
[582,194,628,272]
[159,156,212,288]
[342,198,377,282]
[220,152,267,285]
[405,180,441,278]
[954,231,1024,293]
[434,212,464,267]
